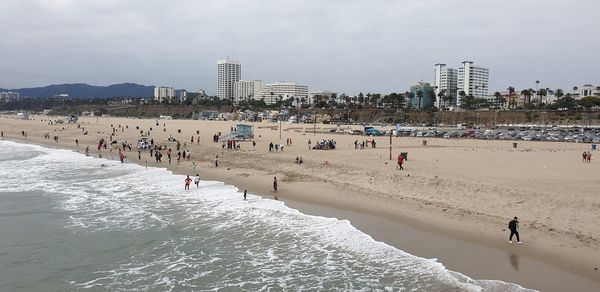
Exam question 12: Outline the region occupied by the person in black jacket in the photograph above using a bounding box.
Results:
[508,217,522,244]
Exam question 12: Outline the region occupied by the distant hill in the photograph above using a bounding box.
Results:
[0,83,155,99]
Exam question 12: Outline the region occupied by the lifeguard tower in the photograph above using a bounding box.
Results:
[226,124,254,140]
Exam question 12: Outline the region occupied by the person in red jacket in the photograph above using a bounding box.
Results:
[397,153,405,170]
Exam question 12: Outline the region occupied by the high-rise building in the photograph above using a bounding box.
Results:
[217,58,241,101]
[257,81,309,105]
[234,80,263,104]
[409,81,435,109]
[457,61,489,104]
[433,64,458,108]
[154,86,175,103]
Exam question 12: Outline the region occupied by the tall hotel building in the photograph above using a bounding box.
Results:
[457,61,489,104]
[257,81,309,105]
[217,58,241,101]
[153,86,176,103]
[234,80,263,104]
[433,64,458,107]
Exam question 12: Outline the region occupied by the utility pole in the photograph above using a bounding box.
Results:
[313,112,316,136]
[389,130,392,160]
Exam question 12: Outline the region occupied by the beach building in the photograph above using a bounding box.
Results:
[409,81,435,109]
[433,64,458,108]
[457,61,489,105]
[234,80,263,104]
[581,84,600,97]
[217,58,241,101]
[154,86,175,103]
[257,81,309,105]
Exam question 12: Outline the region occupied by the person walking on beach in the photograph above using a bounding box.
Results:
[243,189,247,200]
[184,175,192,190]
[215,155,219,167]
[582,151,588,162]
[308,139,312,150]
[587,151,592,162]
[508,217,522,244]
[194,174,201,188]
[273,177,278,192]
[397,153,405,170]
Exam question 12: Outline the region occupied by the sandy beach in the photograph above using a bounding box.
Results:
[1,114,599,291]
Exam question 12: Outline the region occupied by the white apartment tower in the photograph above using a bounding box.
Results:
[234,80,263,104]
[217,58,241,101]
[257,81,309,105]
[433,64,458,107]
[457,61,489,104]
[153,86,176,103]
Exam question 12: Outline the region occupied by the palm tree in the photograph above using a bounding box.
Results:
[521,89,532,108]
[416,90,423,109]
[458,90,467,108]
[494,92,502,108]
[437,89,447,108]
[507,86,515,108]
[535,80,540,103]
[555,88,564,99]
[406,91,415,109]
[538,88,547,105]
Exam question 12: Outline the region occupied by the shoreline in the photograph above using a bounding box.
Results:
[1,115,600,291]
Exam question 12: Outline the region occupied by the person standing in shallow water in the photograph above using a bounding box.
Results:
[243,189,247,200]
[273,177,278,192]
[194,174,200,188]
[508,216,522,244]
[184,175,192,190]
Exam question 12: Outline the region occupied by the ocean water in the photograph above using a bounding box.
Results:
[0,140,532,291]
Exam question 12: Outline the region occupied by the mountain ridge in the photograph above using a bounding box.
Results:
[0,83,157,98]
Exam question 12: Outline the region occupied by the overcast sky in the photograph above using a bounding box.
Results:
[1,0,598,95]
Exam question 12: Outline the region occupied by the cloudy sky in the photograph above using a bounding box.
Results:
[1,0,598,95]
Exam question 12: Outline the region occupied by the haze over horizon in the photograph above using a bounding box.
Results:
[1,0,598,95]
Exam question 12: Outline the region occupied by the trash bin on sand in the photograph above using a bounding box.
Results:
[401,152,408,160]
[513,142,518,148]
[178,129,181,133]
[422,140,427,146]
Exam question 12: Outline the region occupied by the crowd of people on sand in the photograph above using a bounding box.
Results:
[354,139,376,149]
[312,139,336,150]
[223,139,242,150]
[268,142,284,152]
[582,151,593,162]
